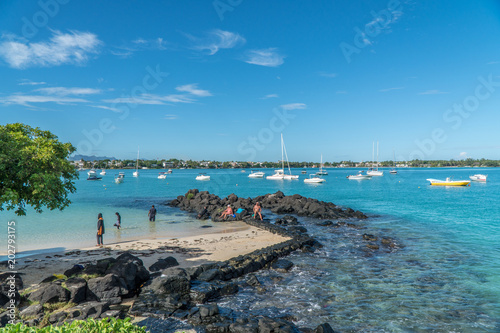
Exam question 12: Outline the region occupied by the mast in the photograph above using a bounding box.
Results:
[376,141,379,171]
[281,133,284,172]
[282,134,292,175]
[136,146,140,172]
[372,141,375,170]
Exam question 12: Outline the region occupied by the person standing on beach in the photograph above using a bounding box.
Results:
[148,205,157,222]
[253,202,263,220]
[97,213,105,247]
[114,212,121,229]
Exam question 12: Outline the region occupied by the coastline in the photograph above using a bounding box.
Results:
[11,221,290,288]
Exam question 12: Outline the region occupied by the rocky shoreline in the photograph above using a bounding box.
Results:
[0,190,375,332]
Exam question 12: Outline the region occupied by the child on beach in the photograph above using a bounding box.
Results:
[97,213,105,247]
[114,212,121,229]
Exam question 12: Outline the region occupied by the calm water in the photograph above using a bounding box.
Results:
[2,168,499,331]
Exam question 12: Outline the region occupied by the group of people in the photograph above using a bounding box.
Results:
[95,205,158,247]
[218,202,263,220]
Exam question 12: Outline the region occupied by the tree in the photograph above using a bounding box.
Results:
[0,123,78,216]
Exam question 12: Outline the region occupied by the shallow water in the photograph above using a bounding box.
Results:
[1,167,499,331]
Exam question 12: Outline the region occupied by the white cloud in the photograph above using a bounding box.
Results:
[487,61,500,65]
[18,79,46,86]
[260,94,279,99]
[459,152,468,159]
[244,48,285,67]
[164,114,178,120]
[191,29,245,55]
[176,83,212,97]
[280,103,306,110]
[36,87,102,96]
[0,94,88,107]
[0,30,102,69]
[418,90,448,95]
[379,87,404,92]
[90,105,121,112]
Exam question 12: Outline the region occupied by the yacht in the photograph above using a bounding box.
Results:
[316,154,328,175]
[158,172,167,179]
[347,171,372,180]
[133,146,140,177]
[266,133,298,180]
[304,174,326,183]
[469,174,487,182]
[367,141,383,176]
[248,170,265,178]
[100,169,106,176]
[196,173,210,181]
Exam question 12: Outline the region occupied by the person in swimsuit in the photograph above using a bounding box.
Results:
[114,212,121,229]
[148,205,157,222]
[220,205,233,220]
[97,213,105,247]
[253,202,263,220]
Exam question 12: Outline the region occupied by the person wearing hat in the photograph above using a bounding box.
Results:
[220,204,233,220]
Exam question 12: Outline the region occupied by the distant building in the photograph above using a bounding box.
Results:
[163,162,174,168]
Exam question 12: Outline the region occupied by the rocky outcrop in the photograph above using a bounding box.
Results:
[169,189,367,221]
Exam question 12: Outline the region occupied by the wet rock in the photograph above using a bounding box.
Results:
[271,259,294,273]
[63,264,84,278]
[190,281,238,303]
[258,316,295,333]
[149,257,179,272]
[245,274,261,287]
[199,303,219,317]
[363,234,378,242]
[314,322,337,333]
[68,301,110,320]
[198,269,222,282]
[147,274,190,295]
[316,221,333,227]
[366,243,379,250]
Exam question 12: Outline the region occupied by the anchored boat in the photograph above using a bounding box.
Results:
[469,174,487,182]
[426,178,470,186]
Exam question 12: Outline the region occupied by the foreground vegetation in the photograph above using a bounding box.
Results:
[0,318,147,333]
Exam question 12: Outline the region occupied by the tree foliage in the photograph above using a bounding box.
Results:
[0,123,78,216]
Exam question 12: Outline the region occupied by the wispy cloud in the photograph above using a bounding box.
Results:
[0,94,88,107]
[0,30,102,69]
[280,103,306,110]
[260,93,279,99]
[175,84,211,97]
[111,37,169,58]
[36,87,102,96]
[18,79,46,86]
[379,87,404,92]
[164,114,178,120]
[418,89,448,95]
[244,48,285,67]
[190,29,245,55]
[319,72,337,78]
[90,105,121,112]
[459,151,468,159]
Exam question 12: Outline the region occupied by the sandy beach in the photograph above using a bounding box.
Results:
[13,222,289,288]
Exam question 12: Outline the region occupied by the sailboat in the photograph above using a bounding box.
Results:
[316,154,328,175]
[367,141,383,176]
[133,146,140,177]
[266,133,299,180]
[390,150,397,174]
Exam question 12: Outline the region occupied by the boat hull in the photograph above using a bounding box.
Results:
[196,176,210,181]
[427,179,470,186]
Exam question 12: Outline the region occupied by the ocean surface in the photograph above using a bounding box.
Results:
[2,167,499,331]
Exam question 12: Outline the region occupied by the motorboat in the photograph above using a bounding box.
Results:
[469,174,487,182]
[100,169,106,176]
[133,146,140,177]
[241,169,246,173]
[158,172,167,179]
[88,169,97,177]
[248,170,265,178]
[304,174,326,183]
[119,172,125,178]
[301,169,307,174]
[114,174,124,184]
[87,175,102,181]
[366,141,383,176]
[390,169,397,175]
[426,178,470,186]
[196,173,210,181]
[316,154,328,175]
[266,133,298,180]
[167,169,173,174]
[347,171,372,180]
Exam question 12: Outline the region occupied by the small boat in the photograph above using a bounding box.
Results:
[390,169,397,175]
[88,169,97,177]
[133,146,140,177]
[304,174,326,183]
[100,169,106,176]
[114,174,124,184]
[301,169,307,174]
[248,171,265,178]
[366,141,383,176]
[158,172,167,179]
[196,173,210,181]
[266,133,298,180]
[469,174,487,182]
[241,170,246,173]
[347,171,372,180]
[426,178,471,186]
[87,175,102,181]
[266,169,285,180]
[167,169,173,174]
[316,154,328,175]
[119,172,125,178]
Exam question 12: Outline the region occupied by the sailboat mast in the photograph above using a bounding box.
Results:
[281,133,284,172]
[376,141,379,171]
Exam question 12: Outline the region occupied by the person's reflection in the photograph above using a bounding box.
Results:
[149,221,156,234]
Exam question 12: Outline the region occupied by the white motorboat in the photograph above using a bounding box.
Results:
[366,141,383,176]
[347,171,372,180]
[88,169,97,177]
[316,154,328,175]
[304,174,326,183]
[469,174,487,182]
[114,174,124,184]
[196,173,210,181]
[100,169,106,176]
[266,133,298,180]
[241,169,246,173]
[133,146,140,177]
[248,170,265,178]
[167,169,173,174]
[158,172,167,179]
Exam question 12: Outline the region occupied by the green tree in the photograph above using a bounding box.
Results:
[0,123,78,216]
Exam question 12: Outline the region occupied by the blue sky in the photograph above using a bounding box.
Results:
[1,1,500,162]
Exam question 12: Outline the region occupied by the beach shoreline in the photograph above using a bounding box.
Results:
[9,221,290,288]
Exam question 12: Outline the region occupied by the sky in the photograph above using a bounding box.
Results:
[1,0,500,162]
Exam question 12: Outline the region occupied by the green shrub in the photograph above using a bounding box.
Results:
[186,193,194,200]
[0,317,148,332]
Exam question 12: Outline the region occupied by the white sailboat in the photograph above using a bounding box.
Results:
[390,150,397,175]
[316,154,328,175]
[266,133,298,180]
[367,141,383,176]
[133,146,140,177]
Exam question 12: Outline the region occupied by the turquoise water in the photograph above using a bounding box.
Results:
[1,168,499,330]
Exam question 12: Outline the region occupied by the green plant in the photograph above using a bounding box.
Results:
[186,193,194,200]
[0,317,148,332]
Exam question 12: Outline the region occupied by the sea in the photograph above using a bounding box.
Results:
[1,168,499,332]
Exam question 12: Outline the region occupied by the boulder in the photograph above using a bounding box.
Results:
[87,274,125,304]
[64,277,88,304]
[19,304,43,318]
[271,259,294,273]
[147,275,190,295]
[28,283,70,305]
[149,257,179,272]
[63,264,84,278]
[314,323,337,333]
